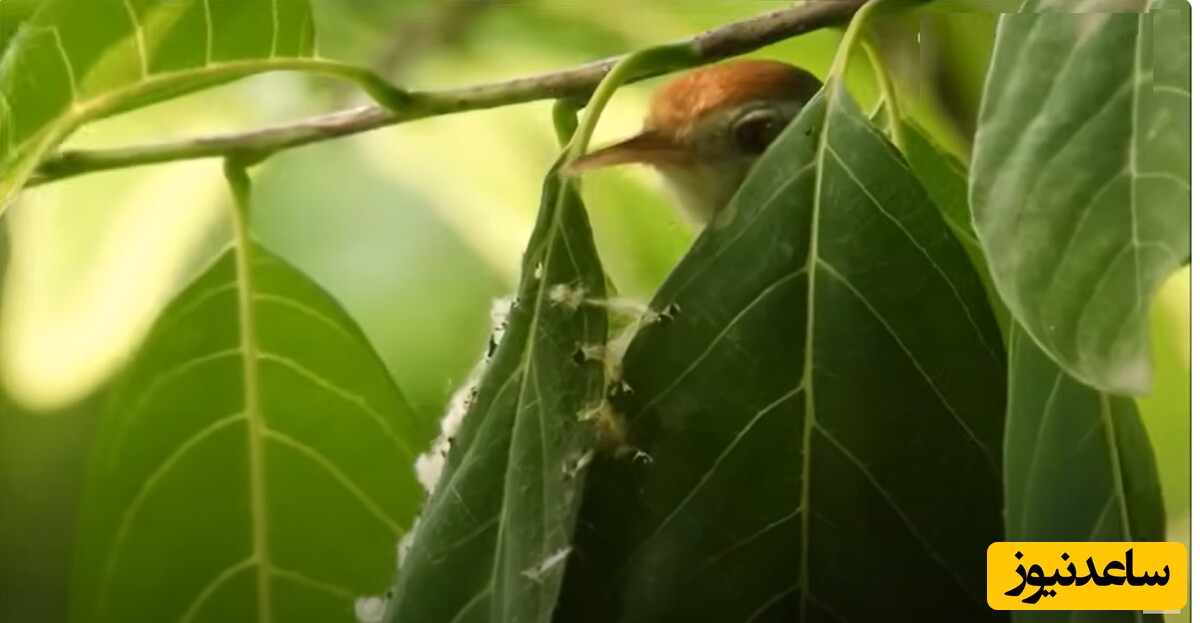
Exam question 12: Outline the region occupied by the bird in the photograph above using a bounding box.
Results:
[565,59,823,225]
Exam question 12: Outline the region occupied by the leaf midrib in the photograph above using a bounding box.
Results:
[797,81,835,612]
[480,171,581,621]
[799,85,995,611]
[231,188,273,623]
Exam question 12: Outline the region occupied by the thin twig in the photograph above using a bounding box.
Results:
[31,0,866,186]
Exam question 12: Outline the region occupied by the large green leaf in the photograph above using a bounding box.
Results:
[1004,325,1164,622]
[382,135,609,621]
[71,189,424,622]
[969,0,1191,395]
[0,0,317,207]
[557,82,1007,622]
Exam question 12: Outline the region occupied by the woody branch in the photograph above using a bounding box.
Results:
[31,0,867,186]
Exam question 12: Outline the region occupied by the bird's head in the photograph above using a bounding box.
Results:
[566,59,822,225]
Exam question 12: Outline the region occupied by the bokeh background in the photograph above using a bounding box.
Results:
[0,2,1189,621]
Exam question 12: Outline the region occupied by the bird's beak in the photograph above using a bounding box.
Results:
[562,130,690,176]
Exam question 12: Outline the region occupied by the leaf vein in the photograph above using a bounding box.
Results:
[1070,241,1138,362]
[683,506,802,588]
[263,428,403,535]
[233,195,272,623]
[529,362,554,612]
[98,413,247,619]
[258,352,415,459]
[743,585,797,623]
[1155,84,1190,99]
[1128,13,1150,313]
[1041,171,1128,308]
[799,89,836,605]
[826,146,999,363]
[1086,494,1117,541]
[628,384,804,563]
[806,592,852,623]
[817,260,999,474]
[984,14,1101,200]
[109,348,240,469]
[447,587,490,623]
[1099,396,1137,541]
[121,0,148,78]
[179,557,257,623]
[635,266,806,418]
[1135,170,1189,189]
[813,422,980,602]
[1008,73,1134,253]
[439,516,501,557]
[270,565,356,600]
[49,27,78,101]
[485,173,579,615]
[203,0,213,65]
[254,293,358,345]
[163,280,239,326]
[1019,371,1065,536]
[671,162,814,297]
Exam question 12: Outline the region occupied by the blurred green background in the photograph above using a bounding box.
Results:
[0,2,1188,622]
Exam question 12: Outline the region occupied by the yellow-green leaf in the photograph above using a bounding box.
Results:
[0,0,316,207]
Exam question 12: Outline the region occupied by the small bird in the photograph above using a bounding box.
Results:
[566,59,823,225]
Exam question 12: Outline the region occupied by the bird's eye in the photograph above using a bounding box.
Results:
[732,110,784,155]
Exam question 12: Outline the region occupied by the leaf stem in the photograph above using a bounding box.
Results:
[221,158,274,623]
[565,44,697,162]
[178,58,414,112]
[552,99,584,149]
[862,37,906,153]
[224,159,253,222]
[335,67,414,113]
[829,0,889,80]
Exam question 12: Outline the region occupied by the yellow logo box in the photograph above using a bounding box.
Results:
[987,542,1187,611]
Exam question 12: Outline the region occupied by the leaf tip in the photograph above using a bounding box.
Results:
[1104,355,1154,397]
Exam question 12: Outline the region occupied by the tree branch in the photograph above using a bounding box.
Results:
[31,0,866,186]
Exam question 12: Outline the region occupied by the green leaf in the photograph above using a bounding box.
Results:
[382,150,609,621]
[71,208,425,621]
[1004,325,1164,622]
[969,0,1191,395]
[901,120,1011,341]
[901,123,977,260]
[557,82,1007,622]
[0,0,317,207]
